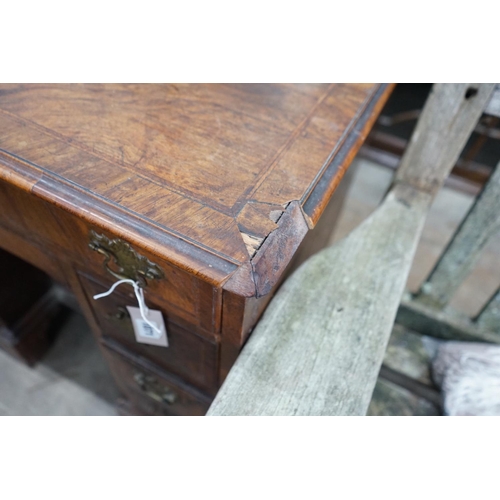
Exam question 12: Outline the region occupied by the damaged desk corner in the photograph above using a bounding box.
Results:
[0,84,393,415]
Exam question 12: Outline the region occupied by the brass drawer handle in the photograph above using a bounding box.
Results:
[104,307,134,332]
[89,230,164,287]
[114,306,129,320]
[133,372,177,405]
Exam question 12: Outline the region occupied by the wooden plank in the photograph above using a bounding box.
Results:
[484,84,500,118]
[476,286,500,333]
[397,297,500,344]
[367,377,440,416]
[208,183,432,415]
[394,83,495,197]
[378,365,442,408]
[416,162,500,308]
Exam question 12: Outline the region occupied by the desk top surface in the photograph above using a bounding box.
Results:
[0,84,392,294]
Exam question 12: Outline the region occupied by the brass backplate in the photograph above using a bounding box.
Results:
[88,230,164,287]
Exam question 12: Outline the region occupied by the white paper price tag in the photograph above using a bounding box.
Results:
[126,306,168,347]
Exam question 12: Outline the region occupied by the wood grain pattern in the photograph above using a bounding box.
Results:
[208,83,490,416]
[79,273,219,393]
[397,296,500,344]
[394,84,495,197]
[416,161,500,308]
[0,84,392,414]
[208,184,433,415]
[0,84,393,293]
[102,341,212,416]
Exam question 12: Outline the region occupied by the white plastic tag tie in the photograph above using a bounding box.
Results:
[92,278,162,335]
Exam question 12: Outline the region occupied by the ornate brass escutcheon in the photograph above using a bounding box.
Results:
[88,230,164,287]
[133,372,177,405]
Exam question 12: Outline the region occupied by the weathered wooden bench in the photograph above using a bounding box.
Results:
[208,83,499,416]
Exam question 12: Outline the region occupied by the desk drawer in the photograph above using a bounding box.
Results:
[0,179,70,258]
[82,228,217,333]
[80,274,219,393]
[0,179,218,335]
[102,343,212,416]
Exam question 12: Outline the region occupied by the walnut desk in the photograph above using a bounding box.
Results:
[0,84,393,415]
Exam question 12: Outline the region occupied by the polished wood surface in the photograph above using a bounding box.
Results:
[0,83,392,291]
[0,84,393,414]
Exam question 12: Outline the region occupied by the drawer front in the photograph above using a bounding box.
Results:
[80,273,219,393]
[82,228,217,334]
[102,344,212,416]
[0,179,73,262]
[0,179,218,335]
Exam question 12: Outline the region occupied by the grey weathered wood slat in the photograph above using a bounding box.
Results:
[394,84,495,197]
[208,184,432,415]
[397,297,500,344]
[416,162,500,309]
[476,286,500,333]
[484,84,500,118]
[207,83,492,416]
